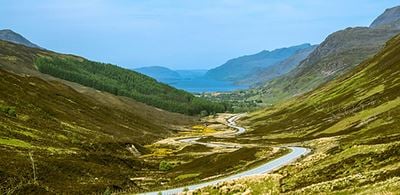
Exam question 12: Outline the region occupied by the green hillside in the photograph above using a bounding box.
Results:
[220,33,400,194]
[0,67,197,194]
[0,40,227,115]
[35,56,227,115]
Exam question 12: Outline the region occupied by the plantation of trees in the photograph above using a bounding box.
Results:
[35,56,229,115]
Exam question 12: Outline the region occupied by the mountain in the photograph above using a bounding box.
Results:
[0,41,199,193]
[134,67,239,93]
[251,6,400,104]
[0,41,226,115]
[0,29,40,48]
[175,69,207,79]
[370,5,400,29]
[0,39,227,115]
[134,67,207,84]
[134,66,181,83]
[238,45,318,86]
[200,32,400,195]
[204,43,314,83]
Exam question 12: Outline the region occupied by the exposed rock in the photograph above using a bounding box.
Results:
[0,29,40,48]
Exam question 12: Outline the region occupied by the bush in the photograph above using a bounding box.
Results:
[0,105,16,117]
[8,107,16,117]
[103,187,112,195]
[159,160,173,171]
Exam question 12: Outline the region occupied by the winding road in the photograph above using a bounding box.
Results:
[141,115,310,195]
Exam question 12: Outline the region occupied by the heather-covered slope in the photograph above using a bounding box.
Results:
[0,68,197,194]
[0,40,227,115]
[214,33,400,194]
[0,37,203,194]
[245,33,400,141]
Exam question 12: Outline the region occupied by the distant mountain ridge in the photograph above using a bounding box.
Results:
[135,44,316,91]
[134,66,207,84]
[238,44,318,86]
[370,5,400,29]
[175,69,207,79]
[204,43,315,85]
[0,29,40,48]
[135,66,182,83]
[249,5,400,104]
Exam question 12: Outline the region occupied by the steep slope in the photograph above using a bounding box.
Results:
[0,68,197,194]
[253,6,400,104]
[228,33,400,194]
[238,45,317,86]
[0,40,226,115]
[134,66,181,83]
[0,29,40,48]
[370,5,400,29]
[204,43,313,83]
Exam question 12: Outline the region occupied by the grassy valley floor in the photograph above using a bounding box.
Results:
[132,114,290,193]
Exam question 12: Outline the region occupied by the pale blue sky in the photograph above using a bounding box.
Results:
[0,0,399,69]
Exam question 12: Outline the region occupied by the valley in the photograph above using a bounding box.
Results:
[142,115,308,194]
[135,114,291,193]
[1,3,400,195]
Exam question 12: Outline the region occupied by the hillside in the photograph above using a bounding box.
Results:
[0,40,227,115]
[204,43,314,84]
[238,45,318,86]
[134,67,207,83]
[370,5,400,29]
[0,67,197,194]
[250,6,400,104]
[134,66,181,83]
[195,32,400,195]
[175,69,207,79]
[0,29,40,48]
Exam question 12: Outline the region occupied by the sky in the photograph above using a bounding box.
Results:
[1,0,399,70]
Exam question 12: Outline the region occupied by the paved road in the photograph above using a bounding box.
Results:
[226,114,246,135]
[141,115,310,195]
[178,115,246,148]
[179,137,239,148]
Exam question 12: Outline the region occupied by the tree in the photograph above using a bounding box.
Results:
[35,56,229,115]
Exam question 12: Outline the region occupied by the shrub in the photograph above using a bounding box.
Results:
[159,160,173,171]
[0,105,16,117]
[103,187,112,195]
[8,107,16,117]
